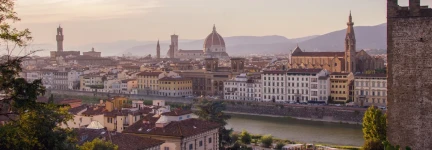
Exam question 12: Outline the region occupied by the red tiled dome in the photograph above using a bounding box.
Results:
[204,25,225,49]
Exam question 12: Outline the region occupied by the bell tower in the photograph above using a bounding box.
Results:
[156,40,160,59]
[344,11,356,73]
[56,25,64,52]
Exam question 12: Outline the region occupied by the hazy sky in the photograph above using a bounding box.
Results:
[14,0,432,46]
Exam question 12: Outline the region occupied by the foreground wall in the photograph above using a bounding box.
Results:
[387,0,432,149]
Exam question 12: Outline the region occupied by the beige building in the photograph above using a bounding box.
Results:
[80,74,104,91]
[137,71,162,95]
[330,72,354,102]
[353,74,387,107]
[177,58,245,97]
[289,13,385,73]
[82,47,101,57]
[158,77,193,97]
[121,79,138,94]
[124,110,221,150]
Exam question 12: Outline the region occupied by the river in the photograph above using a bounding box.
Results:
[226,114,364,146]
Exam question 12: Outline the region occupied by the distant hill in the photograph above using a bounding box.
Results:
[297,23,386,52]
[32,23,387,57]
[121,23,386,56]
[121,35,293,56]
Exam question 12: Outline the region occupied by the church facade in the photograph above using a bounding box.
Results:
[288,13,385,73]
[165,25,229,59]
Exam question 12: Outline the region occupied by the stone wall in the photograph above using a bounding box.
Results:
[225,104,364,124]
[48,90,193,104]
[387,0,432,149]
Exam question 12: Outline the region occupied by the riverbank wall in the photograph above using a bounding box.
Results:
[225,103,364,124]
[49,90,364,124]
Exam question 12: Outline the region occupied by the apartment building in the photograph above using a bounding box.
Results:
[158,77,193,97]
[262,70,287,102]
[286,69,330,103]
[137,72,162,95]
[330,72,354,102]
[353,74,387,107]
[224,73,262,101]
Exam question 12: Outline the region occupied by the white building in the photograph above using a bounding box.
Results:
[262,70,287,102]
[41,70,54,89]
[26,71,41,83]
[353,74,387,107]
[224,73,262,101]
[53,71,69,90]
[261,69,330,103]
[68,70,83,90]
[286,69,330,103]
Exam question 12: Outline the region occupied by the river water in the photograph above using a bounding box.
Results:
[226,114,364,146]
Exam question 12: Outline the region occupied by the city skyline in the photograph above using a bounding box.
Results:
[14,0,432,46]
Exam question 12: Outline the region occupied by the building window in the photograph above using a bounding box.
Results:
[189,144,193,150]
[209,137,212,143]
[199,141,203,147]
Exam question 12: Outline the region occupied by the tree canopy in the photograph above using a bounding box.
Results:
[362,106,387,150]
[240,129,252,144]
[0,0,76,149]
[78,138,118,150]
[194,99,233,148]
[194,99,231,125]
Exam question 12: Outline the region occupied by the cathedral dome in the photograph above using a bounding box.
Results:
[203,25,226,52]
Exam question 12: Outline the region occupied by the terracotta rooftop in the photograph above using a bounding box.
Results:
[287,68,323,74]
[81,106,108,116]
[161,109,193,116]
[158,77,191,81]
[262,70,287,74]
[292,52,345,57]
[355,74,387,78]
[110,133,164,150]
[58,99,82,104]
[178,50,204,53]
[76,128,164,149]
[121,79,137,83]
[137,71,162,76]
[68,104,88,115]
[123,118,222,137]
[331,72,351,76]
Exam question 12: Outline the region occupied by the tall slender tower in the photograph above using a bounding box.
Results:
[344,11,356,73]
[156,40,160,59]
[170,34,178,51]
[56,25,64,52]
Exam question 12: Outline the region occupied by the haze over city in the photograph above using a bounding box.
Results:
[15,0,432,46]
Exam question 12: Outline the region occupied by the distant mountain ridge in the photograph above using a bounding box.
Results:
[31,23,387,57]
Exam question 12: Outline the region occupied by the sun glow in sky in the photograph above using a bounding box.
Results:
[13,0,432,46]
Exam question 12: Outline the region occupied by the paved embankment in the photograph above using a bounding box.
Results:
[50,90,365,124]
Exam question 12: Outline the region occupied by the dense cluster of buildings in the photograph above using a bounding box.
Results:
[56,97,221,150]
[20,13,387,107]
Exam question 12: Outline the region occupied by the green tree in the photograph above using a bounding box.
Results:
[362,106,386,150]
[194,99,232,149]
[239,129,252,144]
[194,99,231,125]
[260,134,273,148]
[78,138,118,150]
[0,1,76,149]
[275,142,285,150]
[48,94,54,103]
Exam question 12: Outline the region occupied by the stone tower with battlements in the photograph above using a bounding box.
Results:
[344,11,356,73]
[387,0,432,149]
[56,25,64,52]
